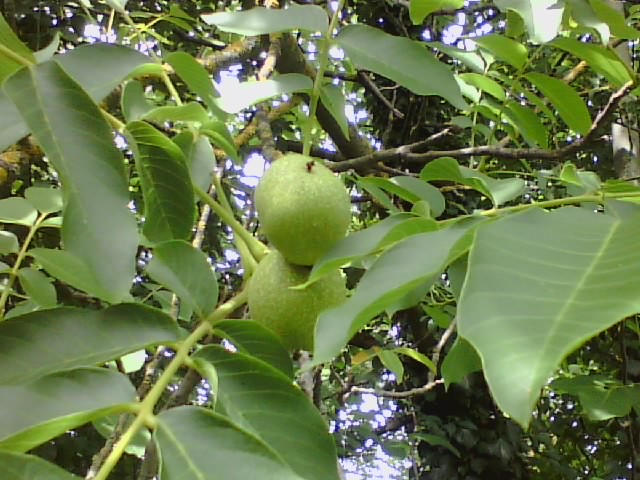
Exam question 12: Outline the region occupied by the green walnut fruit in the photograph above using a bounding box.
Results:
[248,250,347,352]
[255,153,351,266]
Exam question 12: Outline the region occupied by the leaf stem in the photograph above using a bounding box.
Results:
[302,0,346,156]
[0,213,48,320]
[0,44,34,68]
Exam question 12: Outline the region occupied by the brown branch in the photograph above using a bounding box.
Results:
[330,82,635,172]
[357,71,404,119]
[257,34,282,81]
[351,379,444,398]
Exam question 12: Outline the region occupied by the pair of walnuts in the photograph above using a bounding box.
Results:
[247,154,351,352]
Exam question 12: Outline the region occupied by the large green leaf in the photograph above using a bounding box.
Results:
[4,61,138,303]
[146,240,218,320]
[458,73,506,102]
[0,451,79,480]
[212,319,293,379]
[494,0,564,43]
[589,0,640,39]
[314,221,478,364]
[502,101,548,147]
[0,304,180,384]
[568,0,610,43]
[441,338,482,388]
[0,92,29,152]
[525,73,591,135]
[473,34,528,69]
[458,202,640,428]
[335,24,467,110]
[0,197,37,225]
[18,267,57,308]
[0,13,34,84]
[552,36,633,87]
[201,4,328,35]
[0,368,136,452]
[155,406,305,480]
[195,346,341,480]
[409,0,465,24]
[216,74,312,113]
[125,121,195,244]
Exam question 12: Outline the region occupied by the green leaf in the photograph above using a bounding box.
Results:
[201,4,329,35]
[212,319,294,379]
[4,61,138,303]
[420,157,525,207]
[200,120,239,163]
[93,414,150,458]
[125,121,195,244]
[441,338,482,388]
[0,368,135,452]
[458,73,506,102]
[319,83,350,140]
[195,346,341,480]
[502,101,548,147]
[0,13,35,84]
[0,92,29,152]
[336,25,467,110]
[314,220,478,364]
[147,240,218,319]
[164,52,224,117]
[494,0,564,43]
[394,346,437,373]
[359,176,446,216]
[412,433,461,458]
[121,80,154,122]
[568,0,610,43]
[156,406,306,480]
[0,303,180,384]
[24,187,63,214]
[33,32,61,64]
[589,0,640,39]
[0,197,37,225]
[28,248,116,301]
[215,74,313,114]
[18,267,57,308]
[188,135,216,192]
[0,231,18,254]
[377,349,404,380]
[142,102,210,124]
[525,73,591,135]
[305,213,435,287]
[473,34,528,69]
[409,0,465,24]
[458,202,640,428]
[552,36,633,87]
[0,451,79,480]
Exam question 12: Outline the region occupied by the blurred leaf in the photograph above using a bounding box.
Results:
[156,406,306,480]
[189,135,216,192]
[394,346,436,372]
[147,240,218,319]
[314,220,478,364]
[0,451,79,479]
[202,4,328,35]
[413,432,461,458]
[336,25,467,110]
[458,202,640,428]
[0,304,180,384]
[142,102,210,124]
[441,338,482,388]
[216,74,312,113]
[93,413,150,458]
[494,0,564,43]
[0,13,34,84]
[121,80,154,122]
[568,0,610,43]
[359,176,446,216]
[5,61,138,303]
[0,368,135,452]
[33,32,61,64]
[409,0,464,24]
[0,231,18,254]
[377,349,404,380]
[200,120,239,163]
[24,187,63,214]
[589,0,640,39]
[212,319,294,379]
[125,121,195,244]
[0,197,37,226]
[195,346,341,480]
[17,267,57,308]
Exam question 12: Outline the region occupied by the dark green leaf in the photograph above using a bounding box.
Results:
[195,346,341,480]
[0,231,18,254]
[0,303,180,384]
[409,0,465,24]
[0,13,34,84]
[189,135,216,192]
[441,338,482,388]
[125,121,195,244]
[121,80,154,122]
[493,0,564,43]
[458,202,640,428]
[473,34,527,68]
[201,4,328,35]
[142,102,210,124]
[212,319,294,379]
[0,197,37,226]
[156,406,306,480]
[18,267,57,308]
[319,83,350,139]
[336,25,467,110]
[0,451,79,480]
[502,101,548,147]
[24,187,63,214]
[147,240,218,319]
[0,368,135,452]
[5,61,138,303]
